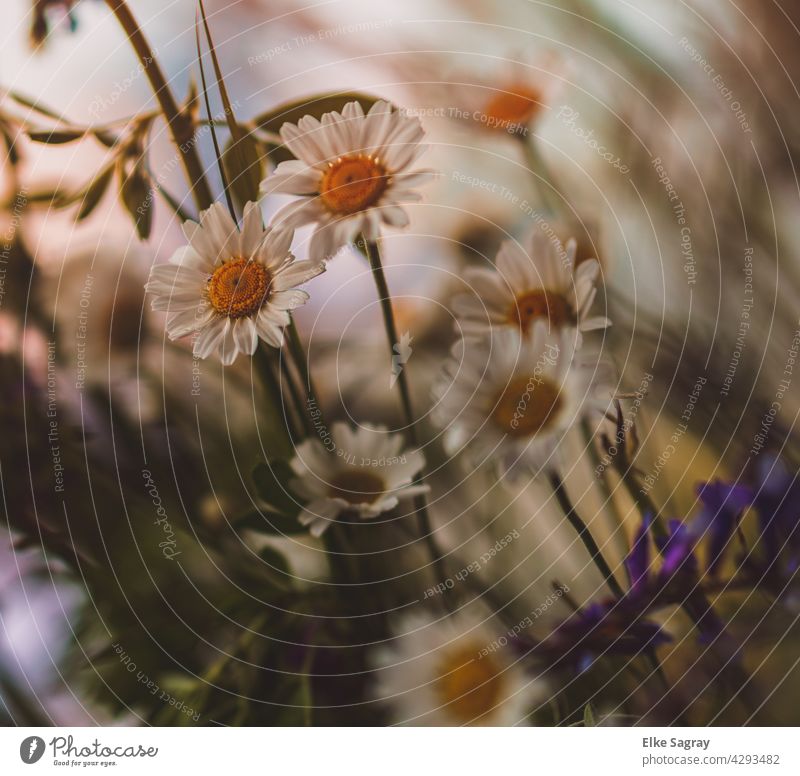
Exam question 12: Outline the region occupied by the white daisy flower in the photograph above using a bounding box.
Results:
[452,230,610,340]
[260,100,435,261]
[289,422,429,537]
[145,202,324,365]
[432,323,613,477]
[372,609,547,726]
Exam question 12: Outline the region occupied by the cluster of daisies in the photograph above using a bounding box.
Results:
[146,99,435,537]
[433,230,612,478]
[145,96,612,725]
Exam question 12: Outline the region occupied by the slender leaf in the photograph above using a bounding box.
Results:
[194,5,235,218]
[76,165,114,221]
[251,460,302,519]
[222,130,263,211]
[234,509,305,536]
[253,93,378,135]
[258,546,291,576]
[198,0,261,213]
[156,184,194,223]
[27,129,86,145]
[255,93,379,166]
[119,163,153,240]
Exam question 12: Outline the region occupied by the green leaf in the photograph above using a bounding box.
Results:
[258,546,291,576]
[222,131,264,212]
[156,185,193,223]
[253,93,379,136]
[583,702,597,727]
[0,121,20,165]
[26,189,77,207]
[252,460,300,515]
[76,165,113,221]
[119,165,153,240]
[243,460,306,535]
[27,129,86,144]
[92,130,119,149]
[234,509,305,536]
[271,661,314,725]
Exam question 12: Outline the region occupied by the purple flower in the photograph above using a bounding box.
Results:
[626,515,700,608]
[541,601,670,670]
[694,480,753,576]
[752,455,800,567]
[731,454,800,595]
[625,513,651,597]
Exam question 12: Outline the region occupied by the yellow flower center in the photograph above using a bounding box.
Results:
[328,469,385,505]
[207,259,270,319]
[320,155,388,215]
[492,375,563,437]
[434,645,505,724]
[483,85,542,129]
[508,289,575,331]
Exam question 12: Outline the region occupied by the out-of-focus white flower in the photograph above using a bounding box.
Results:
[261,100,435,261]
[289,422,428,537]
[452,231,610,339]
[432,324,612,478]
[371,609,547,725]
[145,202,323,365]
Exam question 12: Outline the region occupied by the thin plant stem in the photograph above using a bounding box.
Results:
[548,471,625,599]
[617,466,668,542]
[362,238,450,596]
[253,343,293,460]
[104,0,213,211]
[278,352,313,439]
[286,318,326,437]
[521,137,563,216]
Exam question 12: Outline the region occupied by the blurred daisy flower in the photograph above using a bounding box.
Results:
[289,422,428,537]
[435,54,560,137]
[452,231,609,340]
[372,610,546,725]
[261,100,435,261]
[432,324,613,477]
[145,202,323,365]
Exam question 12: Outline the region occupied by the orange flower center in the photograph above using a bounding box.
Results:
[320,155,388,215]
[328,469,385,505]
[492,375,563,437]
[483,85,542,129]
[434,645,505,724]
[508,289,575,331]
[207,259,270,318]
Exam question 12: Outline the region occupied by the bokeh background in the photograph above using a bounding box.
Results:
[2,0,800,724]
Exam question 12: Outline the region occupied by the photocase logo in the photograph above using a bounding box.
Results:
[19,736,45,764]
[390,331,413,388]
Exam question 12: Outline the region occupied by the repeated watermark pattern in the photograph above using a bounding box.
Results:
[555,106,630,174]
[141,469,181,559]
[477,584,570,658]
[422,530,520,599]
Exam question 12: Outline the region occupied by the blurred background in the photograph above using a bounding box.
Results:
[2,0,800,724]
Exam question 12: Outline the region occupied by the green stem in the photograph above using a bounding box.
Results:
[362,238,450,596]
[286,318,326,436]
[104,0,213,211]
[277,356,305,442]
[253,343,293,459]
[521,137,563,216]
[549,471,625,599]
[616,464,668,543]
